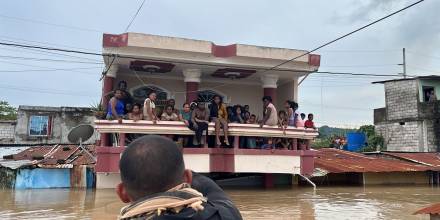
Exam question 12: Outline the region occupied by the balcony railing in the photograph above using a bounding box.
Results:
[95,120,318,139]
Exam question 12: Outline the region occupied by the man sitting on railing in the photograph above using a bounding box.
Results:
[116,135,243,220]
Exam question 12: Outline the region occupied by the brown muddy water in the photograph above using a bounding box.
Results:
[0,186,439,220]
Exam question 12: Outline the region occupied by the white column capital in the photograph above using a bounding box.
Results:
[183,68,202,83]
[260,74,279,88]
[105,64,119,78]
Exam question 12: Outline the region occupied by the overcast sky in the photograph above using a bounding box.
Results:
[1,0,439,127]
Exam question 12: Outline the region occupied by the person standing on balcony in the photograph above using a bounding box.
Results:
[209,95,230,147]
[190,101,209,147]
[144,91,158,123]
[117,80,133,114]
[260,96,278,127]
[285,100,298,127]
[106,89,125,123]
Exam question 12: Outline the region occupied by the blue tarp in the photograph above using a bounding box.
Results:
[15,168,70,189]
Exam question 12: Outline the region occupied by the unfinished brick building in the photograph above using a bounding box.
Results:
[374,76,440,152]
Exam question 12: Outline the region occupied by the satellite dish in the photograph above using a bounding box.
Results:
[67,124,96,162]
[68,124,94,144]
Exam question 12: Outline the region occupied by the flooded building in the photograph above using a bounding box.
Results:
[312,148,440,185]
[373,76,440,152]
[0,105,98,145]
[414,203,440,220]
[95,32,321,188]
[0,145,95,189]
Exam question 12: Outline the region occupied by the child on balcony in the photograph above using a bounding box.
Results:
[128,103,143,121]
[143,91,158,123]
[161,105,179,121]
[230,105,245,124]
[304,113,316,129]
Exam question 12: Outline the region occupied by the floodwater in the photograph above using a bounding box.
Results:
[0,186,439,220]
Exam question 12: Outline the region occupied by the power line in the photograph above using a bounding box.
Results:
[259,0,425,77]
[320,64,399,68]
[0,55,103,64]
[0,13,103,33]
[0,83,93,97]
[315,71,409,77]
[124,0,147,32]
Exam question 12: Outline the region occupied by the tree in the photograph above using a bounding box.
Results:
[0,101,17,120]
[358,125,384,152]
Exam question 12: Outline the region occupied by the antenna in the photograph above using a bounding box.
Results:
[67,124,96,162]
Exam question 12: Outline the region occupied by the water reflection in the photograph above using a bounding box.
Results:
[0,186,438,219]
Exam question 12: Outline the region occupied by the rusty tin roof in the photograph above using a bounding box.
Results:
[383,152,440,169]
[315,148,433,173]
[414,203,440,215]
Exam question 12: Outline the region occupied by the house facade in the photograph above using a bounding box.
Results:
[374,76,440,152]
[0,106,98,145]
[95,32,321,188]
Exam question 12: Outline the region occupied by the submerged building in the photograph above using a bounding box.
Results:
[95,32,321,188]
[373,76,440,152]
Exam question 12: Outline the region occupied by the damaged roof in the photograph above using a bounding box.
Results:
[315,148,434,173]
[1,145,95,169]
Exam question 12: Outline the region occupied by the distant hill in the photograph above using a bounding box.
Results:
[318,125,357,138]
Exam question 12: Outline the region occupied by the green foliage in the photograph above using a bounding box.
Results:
[318,125,356,139]
[358,125,384,152]
[90,101,105,112]
[312,125,384,151]
[0,101,17,120]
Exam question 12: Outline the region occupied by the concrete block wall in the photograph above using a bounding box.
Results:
[0,121,15,143]
[376,121,421,152]
[385,80,419,121]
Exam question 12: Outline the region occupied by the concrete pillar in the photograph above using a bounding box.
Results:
[261,75,279,106]
[183,69,202,103]
[100,64,118,147]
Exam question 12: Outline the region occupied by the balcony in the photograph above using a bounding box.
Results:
[93,120,319,188]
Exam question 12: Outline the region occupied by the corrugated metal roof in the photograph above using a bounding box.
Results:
[414,203,440,215]
[0,160,33,169]
[0,145,95,169]
[315,148,433,173]
[383,152,440,169]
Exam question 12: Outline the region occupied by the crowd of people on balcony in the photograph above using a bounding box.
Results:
[105,82,316,149]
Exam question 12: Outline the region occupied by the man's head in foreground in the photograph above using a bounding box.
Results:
[116,135,192,203]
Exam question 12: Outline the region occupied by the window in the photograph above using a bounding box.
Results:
[422,86,435,102]
[132,85,168,105]
[197,90,225,105]
[29,115,49,136]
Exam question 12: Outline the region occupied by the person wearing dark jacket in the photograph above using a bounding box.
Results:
[116,135,242,220]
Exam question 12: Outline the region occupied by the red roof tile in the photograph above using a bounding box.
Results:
[414,203,440,215]
[383,152,440,169]
[315,148,433,173]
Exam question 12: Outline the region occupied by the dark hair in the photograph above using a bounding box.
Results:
[132,103,141,109]
[148,91,156,96]
[250,114,256,118]
[262,96,272,102]
[182,103,190,107]
[165,105,174,110]
[308,113,314,117]
[301,113,306,117]
[233,105,242,114]
[278,110,287,116]
[286,100,298,110]
[211,95,223,104]
[119,135,185,200]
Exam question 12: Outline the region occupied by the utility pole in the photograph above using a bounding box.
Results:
[402,48,407,78]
